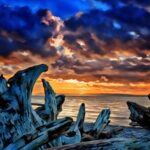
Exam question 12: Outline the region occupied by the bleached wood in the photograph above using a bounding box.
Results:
[0,64,48,149]
[5,117,73,150]
[127,101,150,128]
[51,103,85,146]
[91,109,111,138]
[35,80,65,122]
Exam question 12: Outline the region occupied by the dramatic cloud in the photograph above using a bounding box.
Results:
[51,55,150,83]
[0,5,63,57]
[0,1,150,95]
[63,5,150,58]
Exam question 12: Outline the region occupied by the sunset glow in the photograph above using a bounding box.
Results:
[0,1,150,96]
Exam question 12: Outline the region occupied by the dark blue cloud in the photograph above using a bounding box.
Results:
[0,5,60,57]
[0,1,149,58]
[64,5,150,57]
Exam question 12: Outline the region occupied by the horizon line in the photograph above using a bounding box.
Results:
[32,93,147,97]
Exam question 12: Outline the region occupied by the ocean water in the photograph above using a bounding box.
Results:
[32,95,149,126]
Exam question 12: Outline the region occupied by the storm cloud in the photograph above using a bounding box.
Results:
[0,5,63,57]
[63,5,150,57]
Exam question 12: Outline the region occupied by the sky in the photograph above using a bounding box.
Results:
[0,0,150,95]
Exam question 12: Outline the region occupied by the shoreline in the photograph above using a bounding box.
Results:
[49,123,150,150]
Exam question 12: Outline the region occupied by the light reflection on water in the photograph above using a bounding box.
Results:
[32,95,149,126]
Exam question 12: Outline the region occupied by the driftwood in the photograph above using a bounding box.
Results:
[99,126,123,139]
[127,94,150,129]
[70,103,85,133]
[36,79,58,121]
[90,109,111,138]
[0,64,48,149]
[80,108,111,142]
[33,94,65,114]
[35,79,65,122]
[48,103,85,147]
[127,101,150,128]
[0,64,70,149]
[53,123,150,150]
[0,64,112,149]
[60,103,85,145]
[46,104,111,148]
[49,137,150,150]
[5,117,73,150]
[55,95,65,114]
[50,124,150,150]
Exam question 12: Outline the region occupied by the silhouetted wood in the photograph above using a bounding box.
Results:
[90,109,111,138]
[2,64,149,150]
[35,79,65,122]
[71,103,85,133]
[49,137,150,150]
[0,64,90,149]
[5,117,73,150]
[49,103,85,147]
[35,95,65,113]
[36,79,58,121]
[0,64,48,149]
[56,95,65,114]
[127,101,150,128]
[61,103,85,145]
[99,126,123,139]
[49,124,150,150]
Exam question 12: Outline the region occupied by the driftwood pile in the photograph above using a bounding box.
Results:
[0,64,112,150]
[127,95,150,129]
[1,64,150,150]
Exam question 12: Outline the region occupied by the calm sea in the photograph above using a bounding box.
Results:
[32,95,149,126]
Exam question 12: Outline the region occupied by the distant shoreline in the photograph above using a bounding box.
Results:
[32,93,147,97]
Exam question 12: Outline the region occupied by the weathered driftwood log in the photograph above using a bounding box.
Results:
[50,124,150,150]
[35,79,65,122]
[36,79,58,121]
[70,103,85,133]
[49,137,150,150]
[56,95,65,114]
[127,101,150,128]
[99,126,123,139]
[0,63,113,150]
[20,117,72,150]
[34,95,65,114]
[82,126,123,141]
[5,117,73,150]
[90,109,111,138]
[50,103,85,147]
[0,64,48,149]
